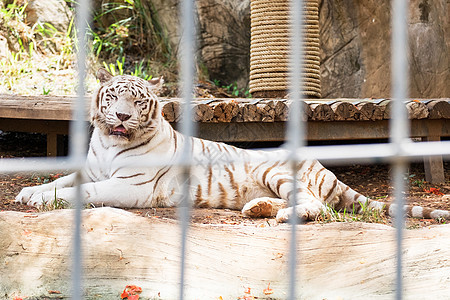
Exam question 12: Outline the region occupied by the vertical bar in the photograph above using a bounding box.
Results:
[391,0,409,299]
[71,0,91,298]
[178,0,196,298]
[287,0,305,299]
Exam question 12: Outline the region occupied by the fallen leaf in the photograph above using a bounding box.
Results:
[121,285,142,299]
[126,285,142,293]
[48,290,61,294]
[424,188,444,196]
[263,282,274,295]
[120,290,129,299]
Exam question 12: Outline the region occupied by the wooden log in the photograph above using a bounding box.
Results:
[274,100,312,121]
[309,103,335,121]
[235,100,275,123]
[162,101,181,123]
[1,208,450,299]
[192,102,214,122]
[406,100,429,119]
[427,99,450,119]
[211,101,239,122]
[356,102,383,121]
[381,100,432,120]
[378,99,391,119]
[274,100,289,121]
[330,101,360,120]
[257,100,276,122]
[241,102,262,122]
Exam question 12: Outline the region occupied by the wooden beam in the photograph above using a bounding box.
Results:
[195,119,450,142]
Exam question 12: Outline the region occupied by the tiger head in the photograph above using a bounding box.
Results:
[92,68,164,143]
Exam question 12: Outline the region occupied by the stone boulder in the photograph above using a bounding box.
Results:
[197,0,250,90]
[25,0,73,32]
[0,34,9,59]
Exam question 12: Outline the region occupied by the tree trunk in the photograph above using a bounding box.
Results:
[1,208,450,299]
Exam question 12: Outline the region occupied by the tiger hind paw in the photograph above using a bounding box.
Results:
[242,197,286,218]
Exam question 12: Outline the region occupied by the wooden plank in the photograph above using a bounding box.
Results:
[1,118,449,144]
[1,208,450,299]
[0,94,88,121]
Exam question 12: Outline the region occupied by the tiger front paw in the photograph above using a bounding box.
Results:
[15,186,40,205]
[16,187,62,208]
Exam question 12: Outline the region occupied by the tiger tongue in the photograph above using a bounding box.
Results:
[113,125,127,134]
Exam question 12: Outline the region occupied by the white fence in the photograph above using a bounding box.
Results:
[1,0,450,299]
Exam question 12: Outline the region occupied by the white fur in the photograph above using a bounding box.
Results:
[17,70,447,223]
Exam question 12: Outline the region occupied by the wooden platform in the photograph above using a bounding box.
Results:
[0,94,449,182]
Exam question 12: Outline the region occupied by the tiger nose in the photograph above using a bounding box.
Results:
[116,112,131,121]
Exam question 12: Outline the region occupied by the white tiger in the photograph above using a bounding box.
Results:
[15,69,450,222]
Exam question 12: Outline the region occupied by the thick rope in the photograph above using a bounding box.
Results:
[250,0,321,98]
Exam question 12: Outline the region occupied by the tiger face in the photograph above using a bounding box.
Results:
[91,68,164,143]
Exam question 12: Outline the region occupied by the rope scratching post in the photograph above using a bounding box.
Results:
[250,0,321,98]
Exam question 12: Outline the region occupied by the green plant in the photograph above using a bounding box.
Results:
[37,187,69,211]
[131,60,153,80]
[0,1,32,52]
[317,201,388,224]
[225,83,240,97]
[213,80,252,98]
[0,0,78,94]
[42,86,51,95]
[102,56,126,76]
[412,179,425,188]
[89,0,176,79]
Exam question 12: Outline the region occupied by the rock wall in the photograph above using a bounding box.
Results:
[25,0,73,32]
[197,0,250,90]
[195,0,448,98]
[319,0,449,98]
[7,0,449,98]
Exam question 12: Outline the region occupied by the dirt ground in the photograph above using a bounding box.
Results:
[1,132,449,228]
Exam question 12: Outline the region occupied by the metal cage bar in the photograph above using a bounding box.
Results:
[391,0,410,298]
[287,0,305,298]
[71,0,91,298]
[0,0,449,299]
[178,0,197,298]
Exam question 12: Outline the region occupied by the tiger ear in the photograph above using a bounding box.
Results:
[97,68,113,84]
[148,76,164,94]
